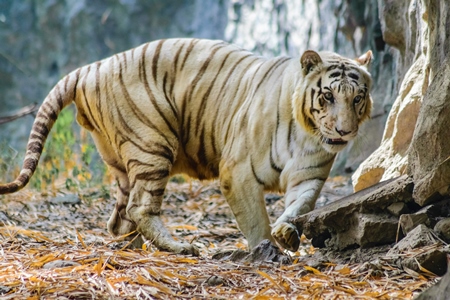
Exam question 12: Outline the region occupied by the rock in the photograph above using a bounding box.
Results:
[387,225,436,254]
[416,264,450,300]
[352,0,430,191]
[353,56,426,191]
[212,239,291,264]
[399,213,430,235]
[0,286,12,295]
[434,218,450,242]
[43,260,81,269]
[399,199,450,234]
[292,175,413,250]
[354,0,450,205]
[49,194,81,205]
[327,213,399,250]
[264,193,282,205]
[402,250,447,277]
[408,59,450,205]
[387,224,447,276]
[206,276,225,286]
[387,202,410,217]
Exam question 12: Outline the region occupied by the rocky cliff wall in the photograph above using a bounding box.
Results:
[353,0,450,197]
[0,0,396,175]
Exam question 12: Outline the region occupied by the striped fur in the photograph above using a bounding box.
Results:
[0,39,373,254]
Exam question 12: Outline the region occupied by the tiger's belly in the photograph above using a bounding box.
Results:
[170,147,220,180]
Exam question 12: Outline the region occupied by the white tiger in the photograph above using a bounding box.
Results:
[0,39,373,255]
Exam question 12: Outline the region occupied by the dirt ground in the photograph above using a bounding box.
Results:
[0,176,437,299]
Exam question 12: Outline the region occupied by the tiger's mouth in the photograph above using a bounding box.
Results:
[325,138,348,145]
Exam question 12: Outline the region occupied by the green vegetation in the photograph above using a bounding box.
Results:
[0,108,110,194]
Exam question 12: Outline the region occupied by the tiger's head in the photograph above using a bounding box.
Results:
[293,49,373,153]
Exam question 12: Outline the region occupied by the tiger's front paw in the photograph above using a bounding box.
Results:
[271,222,300,252]
[155,240,200,256]
[174,242,200,256]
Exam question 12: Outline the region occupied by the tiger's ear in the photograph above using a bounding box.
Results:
[300,50,322,76]
[355,50,373,68]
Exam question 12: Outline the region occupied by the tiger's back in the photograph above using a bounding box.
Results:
[78,38,297,183]
[0,38,373,255]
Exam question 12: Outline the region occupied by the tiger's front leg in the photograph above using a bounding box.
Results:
[271,179,325,251]
[220,160,276,250]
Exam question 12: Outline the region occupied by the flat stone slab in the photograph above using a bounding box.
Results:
[291,175,414,249]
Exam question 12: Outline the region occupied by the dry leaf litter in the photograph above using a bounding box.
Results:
[0,176,438,299]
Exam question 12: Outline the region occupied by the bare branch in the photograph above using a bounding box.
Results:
[0,103,39,125]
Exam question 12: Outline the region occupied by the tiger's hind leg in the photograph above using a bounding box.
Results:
[107,166,143,248]
[89,132,142,247]
[123,144,199,256]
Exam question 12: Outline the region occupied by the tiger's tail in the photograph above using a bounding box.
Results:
[0,69,80,194]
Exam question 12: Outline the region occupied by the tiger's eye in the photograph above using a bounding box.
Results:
[354,95,362,104]
[324,92,334,102]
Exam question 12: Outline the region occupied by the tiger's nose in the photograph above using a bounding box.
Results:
[335,127,351,136]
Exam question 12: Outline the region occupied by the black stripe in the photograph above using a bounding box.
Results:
[251,159,265,185]
[213,55,256,143]
[118,184,129,196]
[310,89,316,108]
[329,71,340,78]
[180,39,198,71]
[140,43,178,139]
[37,103,57,121]
[72,68,81,100]
[118,68,175,149]
[152,39,165,82]
[145,188,165,197]
[30,133,42,140]
[194,46,232,133]
[122,52,128,71]
[302,155,336,170]
[359,100,366,116]
[126,159,156,171]
[170,42,185,99]
[289,178,326,190]
[197,127,208,167]
[94,61,105,130]
[17,173,30,186]
[55,84,64,111]
[33,122,49,137]
[27,141,43,154]
[180,42,225,145]
[287,118,294,156]
[110,88,175,164]
[80,66,101,132]
[253,57,290,94]
[327,65,339,71]
[23,157,38,171]
[135,169,169,182]
[348,73,359,80]
[310,89,320,115]
[269,140,282,173]
[162,72,179,121]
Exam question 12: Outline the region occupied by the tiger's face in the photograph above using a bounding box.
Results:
[294,50,373,153]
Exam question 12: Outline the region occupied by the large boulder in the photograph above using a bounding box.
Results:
[353,0,450,200]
